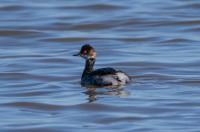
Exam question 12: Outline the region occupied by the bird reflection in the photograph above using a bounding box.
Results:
[83,85,130,103]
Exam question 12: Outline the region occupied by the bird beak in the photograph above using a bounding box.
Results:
[73,53,81,56]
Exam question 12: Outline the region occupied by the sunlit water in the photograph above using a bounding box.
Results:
[0,0,200,131]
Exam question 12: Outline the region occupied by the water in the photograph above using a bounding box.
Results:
[0,0,200,131]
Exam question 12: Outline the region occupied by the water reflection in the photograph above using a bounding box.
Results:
[83,85,130,103]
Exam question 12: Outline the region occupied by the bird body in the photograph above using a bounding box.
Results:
[73,44,130,86]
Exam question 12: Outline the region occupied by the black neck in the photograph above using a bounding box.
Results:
[82,58,95,78]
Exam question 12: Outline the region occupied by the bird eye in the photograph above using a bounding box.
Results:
[83,51,87,53]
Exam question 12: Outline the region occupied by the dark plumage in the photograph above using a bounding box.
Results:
[73,44,130,86]
[88,68,116,76]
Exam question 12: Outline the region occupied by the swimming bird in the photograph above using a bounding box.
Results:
[73,44,130,86]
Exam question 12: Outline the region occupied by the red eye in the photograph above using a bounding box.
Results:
[83,51,87,53]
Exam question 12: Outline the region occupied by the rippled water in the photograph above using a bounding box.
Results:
[0,0,200,131]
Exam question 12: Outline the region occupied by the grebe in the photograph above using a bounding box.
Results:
[73,44,130,86]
